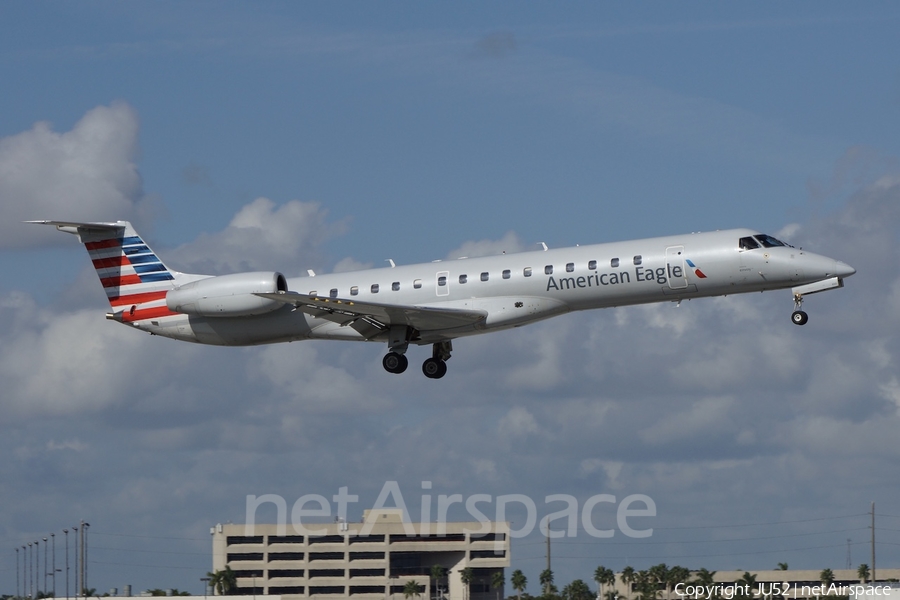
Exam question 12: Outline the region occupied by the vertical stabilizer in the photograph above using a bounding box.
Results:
[29,220,180,323]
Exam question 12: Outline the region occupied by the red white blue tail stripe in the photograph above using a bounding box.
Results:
[30,220,180,323]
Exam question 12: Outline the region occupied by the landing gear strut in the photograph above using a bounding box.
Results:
[791,293,808,326]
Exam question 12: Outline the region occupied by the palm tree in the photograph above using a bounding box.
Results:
[207,567,237,596]
[431,566,447,600]
[666,567,690,600]
[563,580,594,600]
[819,569,835,597]
[692,570,717,600]
[648,565,668,600]
[621,567,636,600]
[540,570,555,597]
[492,571,505,600]
[633,571,657,600]
[461,567,474,600]
[734,573,756,600]
[404,580,423,600]
[776,564,788,571]
[511,570,527,600]
[594,567,615,600]
[858,565,870,583]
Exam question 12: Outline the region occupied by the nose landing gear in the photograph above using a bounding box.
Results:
[791,293,808,326]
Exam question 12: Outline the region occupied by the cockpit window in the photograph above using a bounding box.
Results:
[754,234,786,248]
[739,236,760,250]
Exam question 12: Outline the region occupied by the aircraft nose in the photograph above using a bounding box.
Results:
[835,261,856,278]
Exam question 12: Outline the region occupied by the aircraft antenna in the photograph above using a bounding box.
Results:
[540,242,548,251]
[307,270,316,277]
[386,259,396,268]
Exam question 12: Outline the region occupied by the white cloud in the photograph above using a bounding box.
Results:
[168,197,347,275]
[0,102,154,248]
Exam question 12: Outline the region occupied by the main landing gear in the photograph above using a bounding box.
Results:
[382,352,408,374]
[791,292,809,326]
[382,341,452,379]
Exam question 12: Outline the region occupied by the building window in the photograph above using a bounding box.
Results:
[371,284,379,293]
[545,265,553,275]
[481,272,489,282]
[350,286,358,296]
[633,255,642,266]
[459,274,467,284]
[268,552,304,561]
[524,267,532,277]
[502,270,511,279]
[392,282,400,291]
[611,258,619,268]
[413,279,422,289]
[566,263,575,272]
[269,570,305,578]
[227,536,263,545]
[228,553,264,561]
[588,260,597,270]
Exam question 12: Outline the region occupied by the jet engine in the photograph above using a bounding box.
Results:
[166,272,289,317]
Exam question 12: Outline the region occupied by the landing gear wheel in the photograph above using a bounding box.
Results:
[791,310,808,326]
[383,352,408,374]
[422,357,448,379]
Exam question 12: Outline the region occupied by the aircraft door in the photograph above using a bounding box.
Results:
[666,246,688,289]
[436,270,450,296]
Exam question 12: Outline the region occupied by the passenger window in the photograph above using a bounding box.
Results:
[524,267,532,277]
[413,279,422,289]
[502,270,511,279]
[611,258,619,268]
[545,265,553,275]
[739,236,760,250]
[566,263,575,272]
[481,272,489,282]
[438,276,447,287]
[309,290,317,297]
[633,255,642,266]
[392,282,400,291]
[350,286,359,296]
[459,274,467,284]
[371,284,379,293]
[588,260,597,270]
[330,288,338,298]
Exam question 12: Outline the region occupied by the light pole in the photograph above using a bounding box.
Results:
[17,547,20,599]
[51,533,56,598]
[72,526,78,598]
[23,545,29,599]
[64,529,69,600]
[83,522,90,597]
[43,537,48,595]
[28,542,33,599]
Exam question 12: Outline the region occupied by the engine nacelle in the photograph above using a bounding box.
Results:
[166,272,288,318]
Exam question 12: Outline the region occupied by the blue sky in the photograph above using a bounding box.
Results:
[2,1,900,596]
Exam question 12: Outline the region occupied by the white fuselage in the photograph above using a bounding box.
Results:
[132,228,853,347]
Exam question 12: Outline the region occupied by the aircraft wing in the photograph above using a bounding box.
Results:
[255,292,487,339]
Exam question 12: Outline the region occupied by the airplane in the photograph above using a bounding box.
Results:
[30,220,855,379]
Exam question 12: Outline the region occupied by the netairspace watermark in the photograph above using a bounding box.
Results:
[244,481,655,547]
[675,584,897,600]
